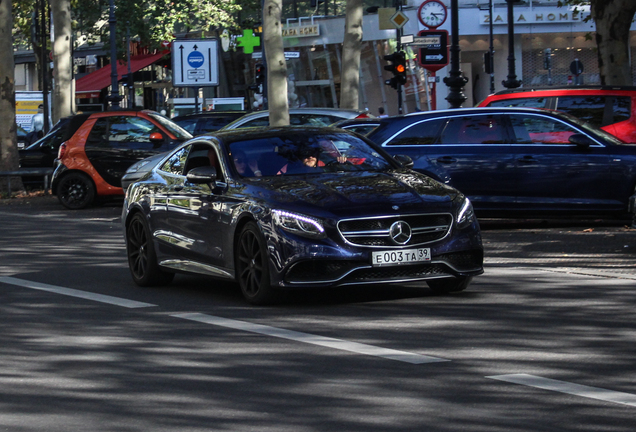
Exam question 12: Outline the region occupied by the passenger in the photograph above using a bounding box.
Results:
[233,150,261,177]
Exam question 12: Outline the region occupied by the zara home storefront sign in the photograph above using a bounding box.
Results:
[479,6,590,25]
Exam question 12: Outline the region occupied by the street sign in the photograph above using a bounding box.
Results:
[172,39,219,87]
[417,30,449,72]
[390,11,409,29]
[570,59,584,76]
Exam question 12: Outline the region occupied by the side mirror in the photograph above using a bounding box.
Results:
[393,154,414,169]
[186,166,217,184]
[569,133,595,148]
[149,132,164,141]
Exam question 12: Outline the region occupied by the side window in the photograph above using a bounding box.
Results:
[509,114,579,145]
[440,115,505,144]
[609,96,631,124]
[387,118,446,146]
[183,144,224,181]
[238,117,269,128]
[85,118,110,149]
[110,117,161,150]
[175,118,198,133]
[160,145,191,175]
[488,97,548,109]
[556,96,605,127]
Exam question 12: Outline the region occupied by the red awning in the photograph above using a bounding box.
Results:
[75,51,168,97]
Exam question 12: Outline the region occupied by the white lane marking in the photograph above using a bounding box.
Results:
[0,276,156,309]
[487,374,636,407]
[172,312,449,365]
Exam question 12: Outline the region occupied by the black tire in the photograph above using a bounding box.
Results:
[126,212,174,286]
[57,172,96,209]
[427,276,473,294]
[235,221,277,305]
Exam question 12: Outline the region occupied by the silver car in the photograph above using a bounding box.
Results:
[221,108,373,130]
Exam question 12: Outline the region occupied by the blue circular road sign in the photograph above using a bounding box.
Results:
[187,51,205,68]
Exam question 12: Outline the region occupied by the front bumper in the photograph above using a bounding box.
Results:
[268,216,484,289]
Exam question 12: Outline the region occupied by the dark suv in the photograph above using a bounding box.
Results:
[51,110,192,209]
[478,86,636,143]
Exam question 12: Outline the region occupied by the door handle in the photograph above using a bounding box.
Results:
[517,155,538,164]
[172,186,184,192]
[436,156,457,164]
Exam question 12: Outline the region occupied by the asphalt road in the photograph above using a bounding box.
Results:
[1,195,635,431]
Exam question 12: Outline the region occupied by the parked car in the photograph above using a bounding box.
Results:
[16,124,28,149]
[122,126,483,304]
[336,107,636,218]
[172,111,248,135]
[220,108,373,130]
[478,85,636,143]
[51,110,192,209]
[18,115,91,187]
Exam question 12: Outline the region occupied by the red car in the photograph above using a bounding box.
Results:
[51,110,192,209]
[478,86,636,143]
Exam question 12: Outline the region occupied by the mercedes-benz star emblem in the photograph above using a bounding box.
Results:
[389,221,412,245]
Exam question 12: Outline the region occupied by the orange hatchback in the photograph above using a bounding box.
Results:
[478,86,636,144]
[51,110,192,209]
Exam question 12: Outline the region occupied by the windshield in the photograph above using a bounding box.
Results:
[228,132,395,177]
[148,113,193,140]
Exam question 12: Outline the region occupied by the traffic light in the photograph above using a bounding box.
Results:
[483,51,493,74]
[384,51,407,89]
[255,63,266,86]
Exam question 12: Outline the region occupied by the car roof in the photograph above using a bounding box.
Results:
[195,125,357,143]
[489,85,636,96]
[172,111,248,121]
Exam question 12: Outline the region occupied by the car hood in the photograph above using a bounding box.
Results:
[251,170,459,216]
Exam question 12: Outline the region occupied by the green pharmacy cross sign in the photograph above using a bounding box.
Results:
[237,29,261,54]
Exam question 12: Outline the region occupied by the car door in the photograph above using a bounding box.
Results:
[507,113,615,211]
[85,116,167,187]
[160,142,232,272]
[382,114,516,211]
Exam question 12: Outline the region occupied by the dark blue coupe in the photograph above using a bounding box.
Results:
[336,107,636,218]
[122,127,483,304]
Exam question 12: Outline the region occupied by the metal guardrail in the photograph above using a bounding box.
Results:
[0,168,54,195]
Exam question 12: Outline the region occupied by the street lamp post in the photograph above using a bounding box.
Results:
[107,0,121,109]
[488,0,495,94]
[443,0,468,108]
[502,0,521,89]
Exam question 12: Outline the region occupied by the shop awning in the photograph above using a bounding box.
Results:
[75,51,168,98]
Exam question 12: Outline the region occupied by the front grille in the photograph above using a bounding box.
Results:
[338,213,452,247]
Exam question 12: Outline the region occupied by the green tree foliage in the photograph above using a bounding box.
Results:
[13,0,242,54]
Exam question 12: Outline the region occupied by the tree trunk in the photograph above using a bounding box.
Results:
[592,0,636,85]
[0,0,23,194]
[340,0,363,110]
[263,0,289,126]
[52,0,74,123]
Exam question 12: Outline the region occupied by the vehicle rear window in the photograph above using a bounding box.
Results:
[555,95,631,128]
[488,97,548,109]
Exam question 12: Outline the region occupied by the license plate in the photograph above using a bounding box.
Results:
[371,248,431,267]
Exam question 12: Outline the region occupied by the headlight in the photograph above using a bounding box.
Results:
[456,197,475,229]
[273,210,326,239]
